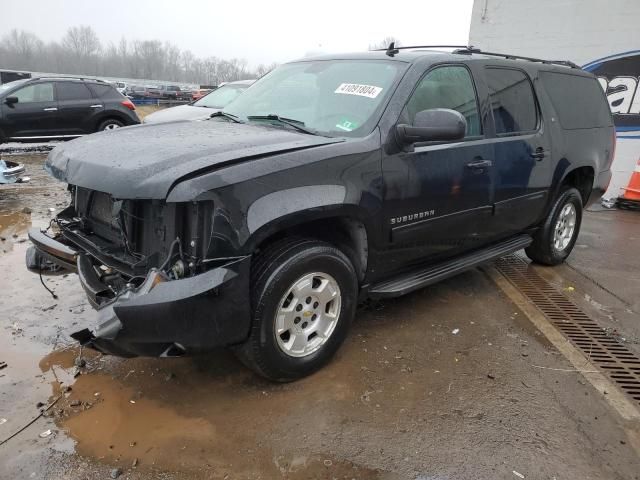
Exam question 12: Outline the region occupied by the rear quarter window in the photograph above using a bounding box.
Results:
[485,68,538,136]
[88,83,123,100]
[539,71,613,129]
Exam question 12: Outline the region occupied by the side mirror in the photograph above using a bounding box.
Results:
[396,108,466,145]
[4,96,18,106]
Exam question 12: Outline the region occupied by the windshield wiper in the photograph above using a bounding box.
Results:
[247,114,319,136]
[209,111,243,123]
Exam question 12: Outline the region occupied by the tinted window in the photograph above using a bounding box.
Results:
[406,66,481,137]
[539,71,613,129]
[57,82,93,101]
[486,68,537,135]
[13,83,54,103]
[88,83,121,99]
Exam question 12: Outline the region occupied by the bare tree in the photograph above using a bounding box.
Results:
[254,62,279,78]
[0,26,274,85]
[2,29,44,70]
[62,26,101,58]
[369,36,402,50]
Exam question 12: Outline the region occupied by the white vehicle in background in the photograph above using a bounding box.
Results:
[114,81,128,95]
[143,79,254,124]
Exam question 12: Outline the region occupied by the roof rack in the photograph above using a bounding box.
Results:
[30,76,108,83]
[453,46,580,69]
[375,43,471,57]
[375,43,580,69]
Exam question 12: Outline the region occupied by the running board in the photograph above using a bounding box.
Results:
[368,234,532,298]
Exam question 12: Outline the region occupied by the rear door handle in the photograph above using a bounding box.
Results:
[90,104,103,108]
[466,159,493,169]
[531,147,546,160]
[43,107,58,112]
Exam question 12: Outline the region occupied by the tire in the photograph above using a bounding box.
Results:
[235,238,358,382]
[525,187,583,266]
[97,118,124,131]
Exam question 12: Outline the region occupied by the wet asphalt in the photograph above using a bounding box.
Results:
[1,153,639,479]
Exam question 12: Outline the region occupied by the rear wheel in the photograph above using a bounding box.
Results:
[98,119,124,131]
[235,238,357,381]
[525,187,583,265]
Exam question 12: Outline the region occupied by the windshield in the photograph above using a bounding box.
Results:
[194,83,249,108]
[224,60,405,137]
[0,79,28,94]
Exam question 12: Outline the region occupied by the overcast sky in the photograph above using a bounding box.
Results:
[0,0,474,66]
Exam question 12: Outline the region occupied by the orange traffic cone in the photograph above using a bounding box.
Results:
[617,158,640,210]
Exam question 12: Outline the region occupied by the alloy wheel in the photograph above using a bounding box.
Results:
[274,272,342,358]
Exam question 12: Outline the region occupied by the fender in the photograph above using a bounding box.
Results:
[243,203,376,255]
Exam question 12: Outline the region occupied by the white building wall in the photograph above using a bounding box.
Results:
[469,0,640,201]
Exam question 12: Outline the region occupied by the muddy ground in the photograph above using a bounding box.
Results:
[1,152,639,479]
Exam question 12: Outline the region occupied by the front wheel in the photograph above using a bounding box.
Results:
[525,187,583,265]
[97,119,124,131]
[235,239,358,381]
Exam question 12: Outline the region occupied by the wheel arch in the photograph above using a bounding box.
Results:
[245,207,371,282]
[558,164,595,205]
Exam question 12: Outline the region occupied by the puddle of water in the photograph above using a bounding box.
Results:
[0,210,30,237]
[39,347,373,477]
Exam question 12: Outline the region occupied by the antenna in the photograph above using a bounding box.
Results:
[385,42,400,57]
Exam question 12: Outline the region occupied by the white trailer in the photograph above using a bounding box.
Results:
[469,0,640,202]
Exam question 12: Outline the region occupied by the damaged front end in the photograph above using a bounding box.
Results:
[28,186,251,357]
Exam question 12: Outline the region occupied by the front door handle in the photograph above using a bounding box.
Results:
[43,107,58,112]
[466,159,493,169]
[531,147,546,160]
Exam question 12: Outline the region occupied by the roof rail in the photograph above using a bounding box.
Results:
[375,43,472,57]
[30,76,108,83]
[453,47,581,69]
[374,43,580,69]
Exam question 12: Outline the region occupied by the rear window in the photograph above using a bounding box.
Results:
[539,71,613,130]
[485,68,538,135]
[88,83,122,99]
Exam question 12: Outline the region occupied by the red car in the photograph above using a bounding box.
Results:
[191,88,212,101]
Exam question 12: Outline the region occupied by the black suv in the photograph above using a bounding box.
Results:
[0,77,140,143]
[29,47,614,381]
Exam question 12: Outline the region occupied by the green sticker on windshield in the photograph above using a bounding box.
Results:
[335,118,358,132]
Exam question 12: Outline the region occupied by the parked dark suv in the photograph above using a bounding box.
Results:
[29,46,614,381]
[0,77,140,143]
[158,85,188,100]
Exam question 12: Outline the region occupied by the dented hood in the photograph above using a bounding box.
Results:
[45,120,343,199]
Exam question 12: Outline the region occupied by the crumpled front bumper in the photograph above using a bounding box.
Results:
[28,228,252,357]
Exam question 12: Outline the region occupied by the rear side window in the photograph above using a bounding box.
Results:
[88,83,122,99]
[406,65,482,137]
[539,71,613,129]
[57,82,93,101]
[486,68,537,135]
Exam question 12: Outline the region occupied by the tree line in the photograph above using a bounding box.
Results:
[0,26,277,85]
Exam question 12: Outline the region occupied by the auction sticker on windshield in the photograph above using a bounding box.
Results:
[334,83,383,99]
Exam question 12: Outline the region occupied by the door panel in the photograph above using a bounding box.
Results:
[383,142,493,265]
[1,82,58,137]
[381,65,494,272]
[484,68,552,235]
[56,81,101,134]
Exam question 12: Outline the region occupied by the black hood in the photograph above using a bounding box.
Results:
[46,120,343,199]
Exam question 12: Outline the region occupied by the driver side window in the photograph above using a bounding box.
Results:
[406,66,482,137]
[13,83,55,103]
